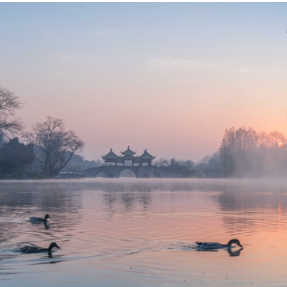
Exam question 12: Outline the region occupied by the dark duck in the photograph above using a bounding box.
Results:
[20,242,60,254]
[30,214,50,222]
[195,239,243,250]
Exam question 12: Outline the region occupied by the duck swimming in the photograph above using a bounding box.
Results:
[30,214,50,222]
[195,239,243,250]
[20,242,60,253]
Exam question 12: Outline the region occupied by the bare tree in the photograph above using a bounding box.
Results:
[154,157,169,167]
[25,116,84,177]
[0,87,22,137]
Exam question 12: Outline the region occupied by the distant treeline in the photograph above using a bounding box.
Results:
[155,127,287,178]
[0,136,101,178]
[218,127,287,178]
[60,155,102,173]
[1,86,287,178]
[0,138,34,178]
[0,87,84,178]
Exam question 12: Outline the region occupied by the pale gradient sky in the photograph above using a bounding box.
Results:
[1,3,287,161]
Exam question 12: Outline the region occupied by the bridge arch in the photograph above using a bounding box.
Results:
[119,168,137,178]
[92,170,104,177]
[82,165,162,178]
[95,172,103,177]
[82,166,104,177]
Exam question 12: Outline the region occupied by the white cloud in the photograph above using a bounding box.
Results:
[147,57,283,75]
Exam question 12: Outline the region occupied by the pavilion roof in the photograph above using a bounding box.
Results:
[139,149,156,160]
[118,155,140,161]
[102,148,119,160]
[121,146,136,156]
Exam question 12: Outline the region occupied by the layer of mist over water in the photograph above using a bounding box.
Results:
[1,178,287,286]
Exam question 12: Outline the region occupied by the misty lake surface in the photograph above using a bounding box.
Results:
[1,178,287,286]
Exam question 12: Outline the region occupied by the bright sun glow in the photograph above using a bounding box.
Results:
[278,142,283,148]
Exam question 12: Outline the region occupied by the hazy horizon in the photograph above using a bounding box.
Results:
[1,3,287,161]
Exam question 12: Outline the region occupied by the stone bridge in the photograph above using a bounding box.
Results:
[82,165,181,178]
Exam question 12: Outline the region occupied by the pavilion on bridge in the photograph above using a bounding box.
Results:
[102,146,155,167]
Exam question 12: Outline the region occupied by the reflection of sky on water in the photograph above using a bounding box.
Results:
[2,179,287,239]
[1,179,287,286]
[213,182,287,235]
[0,181,84,252]
[102,191,152,216]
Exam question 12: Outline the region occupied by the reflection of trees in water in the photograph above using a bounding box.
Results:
[221,215,258,234]
[102,181,152,214]
[0,181,83,246]
[102,192,118,209]
[103,185,152,214]
[120,193,134,210]
[102,191,152,215]
[218,188,287,212]
[103,182,152,192]
[215,182,287,234]
[0,182,83,212]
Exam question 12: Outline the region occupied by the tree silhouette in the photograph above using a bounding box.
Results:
[25,116,84,177]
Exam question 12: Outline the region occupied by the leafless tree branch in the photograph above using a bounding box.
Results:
[0,87,22,137]
[24,116,84,177]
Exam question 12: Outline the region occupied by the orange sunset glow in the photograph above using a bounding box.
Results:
[2,3,287,286]
[0,3,286,162]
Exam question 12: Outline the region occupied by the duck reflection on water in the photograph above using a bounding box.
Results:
[195,247,243,257]
[195,239,243,250]
[29,214,51,229]
[194,239,244,257]
[18,242,62,261]
[227,247,243,257]
[30,220,50,230]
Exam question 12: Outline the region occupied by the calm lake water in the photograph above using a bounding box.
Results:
[1,178,287,286]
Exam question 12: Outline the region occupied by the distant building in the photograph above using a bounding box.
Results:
[83,146,181,178]
[102,146,155,167]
